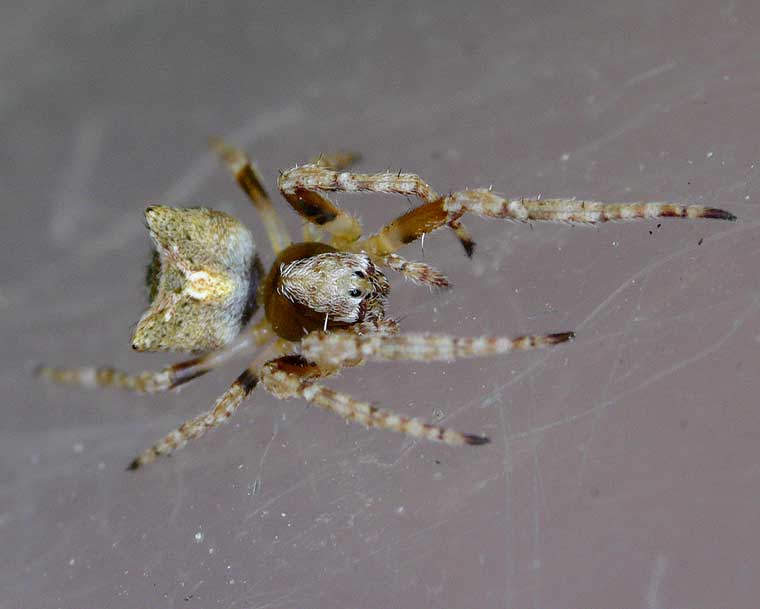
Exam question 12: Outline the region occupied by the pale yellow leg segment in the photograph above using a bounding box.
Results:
[302,222,323,243]
[209,137,292,254]
[302,330,574,369]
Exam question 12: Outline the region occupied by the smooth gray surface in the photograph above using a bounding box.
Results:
[3,2,759,608]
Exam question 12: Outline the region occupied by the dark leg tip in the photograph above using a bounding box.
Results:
[548,331,575,344]
[462,239,476,258]
[465,434,491,446]
[169,369,208,390]
[433,276,452,290]
[704,208,737,221]
[126,459,140,471]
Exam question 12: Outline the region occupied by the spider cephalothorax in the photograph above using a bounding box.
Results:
[278,251,389,325]
[258,242,391,341]
[38,139,735,469]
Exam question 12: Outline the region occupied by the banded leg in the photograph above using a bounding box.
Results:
[301,153,362,242]
[442,190,737,223]
[37,319,274,394]
[128,367,259,469]
[379,253,450,289]
[277,164,473,253]
[260,355,488,446]
[358,189,736,257]
[210,137,291,254]
[302,330,574,368]
[129,338,291,469]
[277,164,364,247]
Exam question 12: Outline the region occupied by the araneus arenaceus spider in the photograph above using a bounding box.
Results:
[38,139,736,469]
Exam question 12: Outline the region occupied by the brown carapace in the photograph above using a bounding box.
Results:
[38,139,735,469]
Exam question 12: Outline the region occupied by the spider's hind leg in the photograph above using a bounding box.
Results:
[210,137,292,254]
[127,337,290,469]
[128,366,260,469]
[37,320,274,394]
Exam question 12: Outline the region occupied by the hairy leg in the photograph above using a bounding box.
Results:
[37,319,274,394]
[379,253,450,289]
[277,164,473,253]
[442,189,737,223]
[358,189,736,258]
[260,355,488,446]
[128,338,291,469]
[299,153,362,243]
[277,164,364,247]
[301,329,574,368]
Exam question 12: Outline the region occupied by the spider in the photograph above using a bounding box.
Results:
[38,139,736,469]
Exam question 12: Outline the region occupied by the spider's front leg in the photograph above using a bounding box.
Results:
[260,354,488,446]
[277,164,475,256]
[440,190,737,223]
[301,329,574,368]
[357,189,736,258]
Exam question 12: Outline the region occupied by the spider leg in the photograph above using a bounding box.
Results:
[37,319,274,394]
[301,330,574,369]
[441,190,737,223]
[276,164,364,248]
[277,164,473,253]
[128,367,259,469]
[379,253,450,289]
[260,355,488,446]
[357,189,736,258]
[128,338,291,469]
[209,137,292,254]
[296,153,364,243]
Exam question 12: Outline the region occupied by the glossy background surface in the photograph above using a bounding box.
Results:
[3,2,758,607]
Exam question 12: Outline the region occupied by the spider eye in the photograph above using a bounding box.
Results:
[354,270,365,278]
[348,288,362,298]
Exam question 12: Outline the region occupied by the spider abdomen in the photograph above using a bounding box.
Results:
[131,206,260,352]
